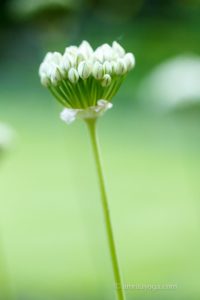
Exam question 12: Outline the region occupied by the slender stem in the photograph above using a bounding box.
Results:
[86,118,125,300]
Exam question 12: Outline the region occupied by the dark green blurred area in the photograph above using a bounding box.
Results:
[1,0,200,299]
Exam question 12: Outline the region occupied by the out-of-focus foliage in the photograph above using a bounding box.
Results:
[7,0,82,19]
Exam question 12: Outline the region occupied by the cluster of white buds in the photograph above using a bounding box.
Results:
[39,41,135,123]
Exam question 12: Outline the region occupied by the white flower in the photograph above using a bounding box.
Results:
[112,41,125,57]
[40,73,50,87]
[79,40,93,59]
[60,100,113,124]
[94,47,104,63]
[78,61,91,79]
[50,66,62,86]
[101,43,113,61]
[137,55,200,111]
[76,52,85,64]
[68,68,79,84]
[124,53,135,71]
[39,40,135,123]
[92,61,104,79]
[103,61,112,74]
[101,74,112,87]
[114,59,127,75]
[65,46,79,56]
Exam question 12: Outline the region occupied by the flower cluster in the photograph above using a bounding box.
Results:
[39,41,135,123]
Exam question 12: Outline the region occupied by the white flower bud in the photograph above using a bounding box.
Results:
[65,46,78,56]
[50,66,62,86]
[101,74,111,87]
[111,61,117,73]
[68,68,79,84]
[92,62,104,79]
[40,74,50,87]
[61,55,71,74]
[44,52,53,62]
[112,41,125,57]
[101,44,113,61]
[123,53,135,71]
[58,64,66,77]
[103,61,112,74]
[50,74,58,86]
[70,56,77,67]
[78,61,91,79]
[51,52,62,65]
[114,59,127,75]
[39,62,48,77]
[76,51,86,65]
[79,41,93,58]
[45,63,54,77]
[94,47,104,63]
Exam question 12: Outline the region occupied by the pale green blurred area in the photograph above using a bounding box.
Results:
[1,0,200,299]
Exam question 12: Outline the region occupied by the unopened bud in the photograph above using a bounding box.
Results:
[51,74,58,86]
[114,59,127,75]
[65,46,78,56]
[76,52,85,64]
[50,66,61,86]
[103,61,112,74]
[79,41,93,58]
[68,68,79,84]
[124,53,135,71]
[112,41,125,57]
[62,54,72,72]
[101,44,113,60]
[93,62,104,79]
[41,74,50,87]
[101,74,111,87]
[78,61,91,79]
[94,48,104,63]
[51,52,62,65]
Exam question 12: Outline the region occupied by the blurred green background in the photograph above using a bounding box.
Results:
[1,0,200,299]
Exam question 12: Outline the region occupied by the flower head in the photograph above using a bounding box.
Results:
[39,41,135,123]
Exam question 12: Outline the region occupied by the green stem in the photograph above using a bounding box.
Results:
[86,118,125,300]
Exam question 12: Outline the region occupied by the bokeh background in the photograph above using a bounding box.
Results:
[1,0,200,299]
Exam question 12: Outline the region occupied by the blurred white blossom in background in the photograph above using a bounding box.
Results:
[0,123,15,153]
[138,55,200,111]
